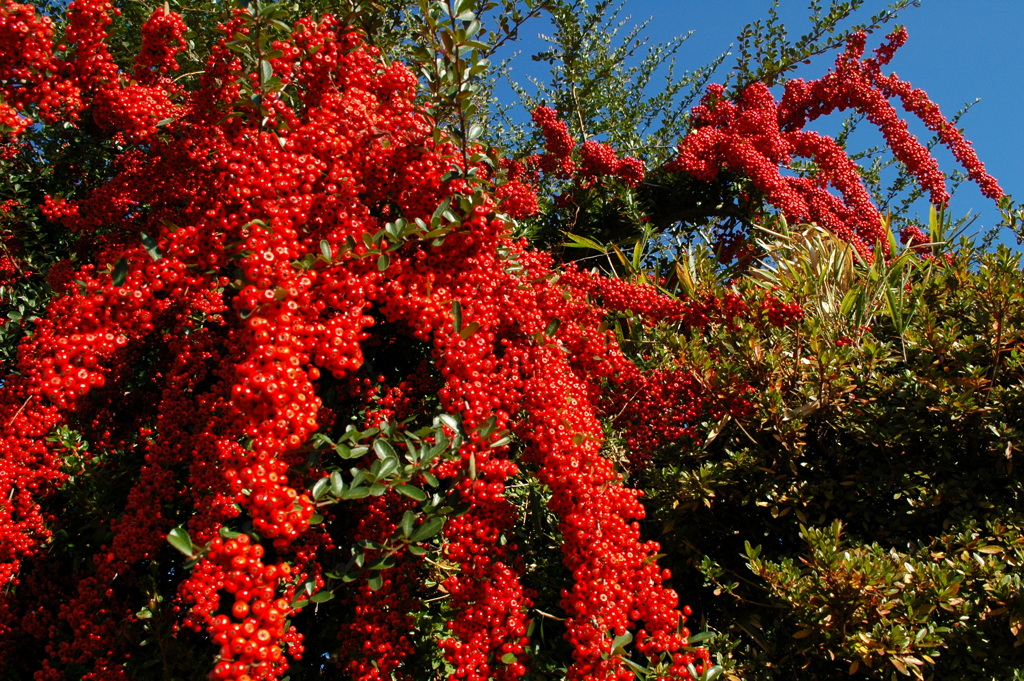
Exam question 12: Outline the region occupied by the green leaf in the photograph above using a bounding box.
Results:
[632,237,644,270]
[703,666,724,681]
[367,573,383,591]
[269,18,292,33]
[839,287,860,318]
[429,430,450,456]
[476,415,497,439]
[374,439,398,461]
[330,471,345,496]
[489,435,511,448]
[439,414,461,434]
[620,657,648,676]
[563,233,606,252]
[399,510,415,537]
[410,516,445,542]
[686,631,714,644]
[311,477,330,500]
[260,59,273,84]
[431,197,453,221]
[309,590,333,604]
[112,258,129,287]
[375,456,398,479]
[500,653,517,664]
[344,445,369,460]
[452,300,463,333]
[545,318,561,337]
[342,485,370,500]
[611,630,632,654]
[395,484,428,501]
[141,232,162,261]
[377,253,390,271]
[887,222,899,255]
[977,545,1004,554]
[320,239,332,261]
[167,526,194,557]
[350,469,366,488]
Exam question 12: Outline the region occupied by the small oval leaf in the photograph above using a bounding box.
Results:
[374,440,397,461]
[410,516,445,542]
[167,526,194,557]
[309,590,334,604]
[112,258,129,287]
[395,484,427,501]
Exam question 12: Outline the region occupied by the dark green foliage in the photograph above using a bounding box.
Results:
[637,222,1024,679]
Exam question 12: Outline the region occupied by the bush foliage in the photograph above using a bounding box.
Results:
[639,219,1024,679]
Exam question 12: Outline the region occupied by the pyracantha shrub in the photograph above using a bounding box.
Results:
[0,2,721,680]
[0,2,1009,680]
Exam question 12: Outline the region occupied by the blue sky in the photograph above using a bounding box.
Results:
[497,0,1022,239]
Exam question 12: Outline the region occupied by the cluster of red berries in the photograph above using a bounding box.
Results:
[0,1,73,134]
[669,29,1003,258]
[0,392,61,592]
[205,535,300,681]
[134,7,187,81]
[530,106,646,188]
[556,267,795,462]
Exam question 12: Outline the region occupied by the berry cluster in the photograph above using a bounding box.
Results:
[669,29,1003,257]
[531,106,646,187]
[0,4,714,680]
[205,535,300,681]
[0,1,67,134]
[133,7,187,82]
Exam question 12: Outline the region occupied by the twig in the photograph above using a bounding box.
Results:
[7,395,32,426]
[533,608,566,621]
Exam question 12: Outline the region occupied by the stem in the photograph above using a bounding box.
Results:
[482,6,544,59]
[570,82,586,143]
[446,0,471,175]
[6,395,32,426]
